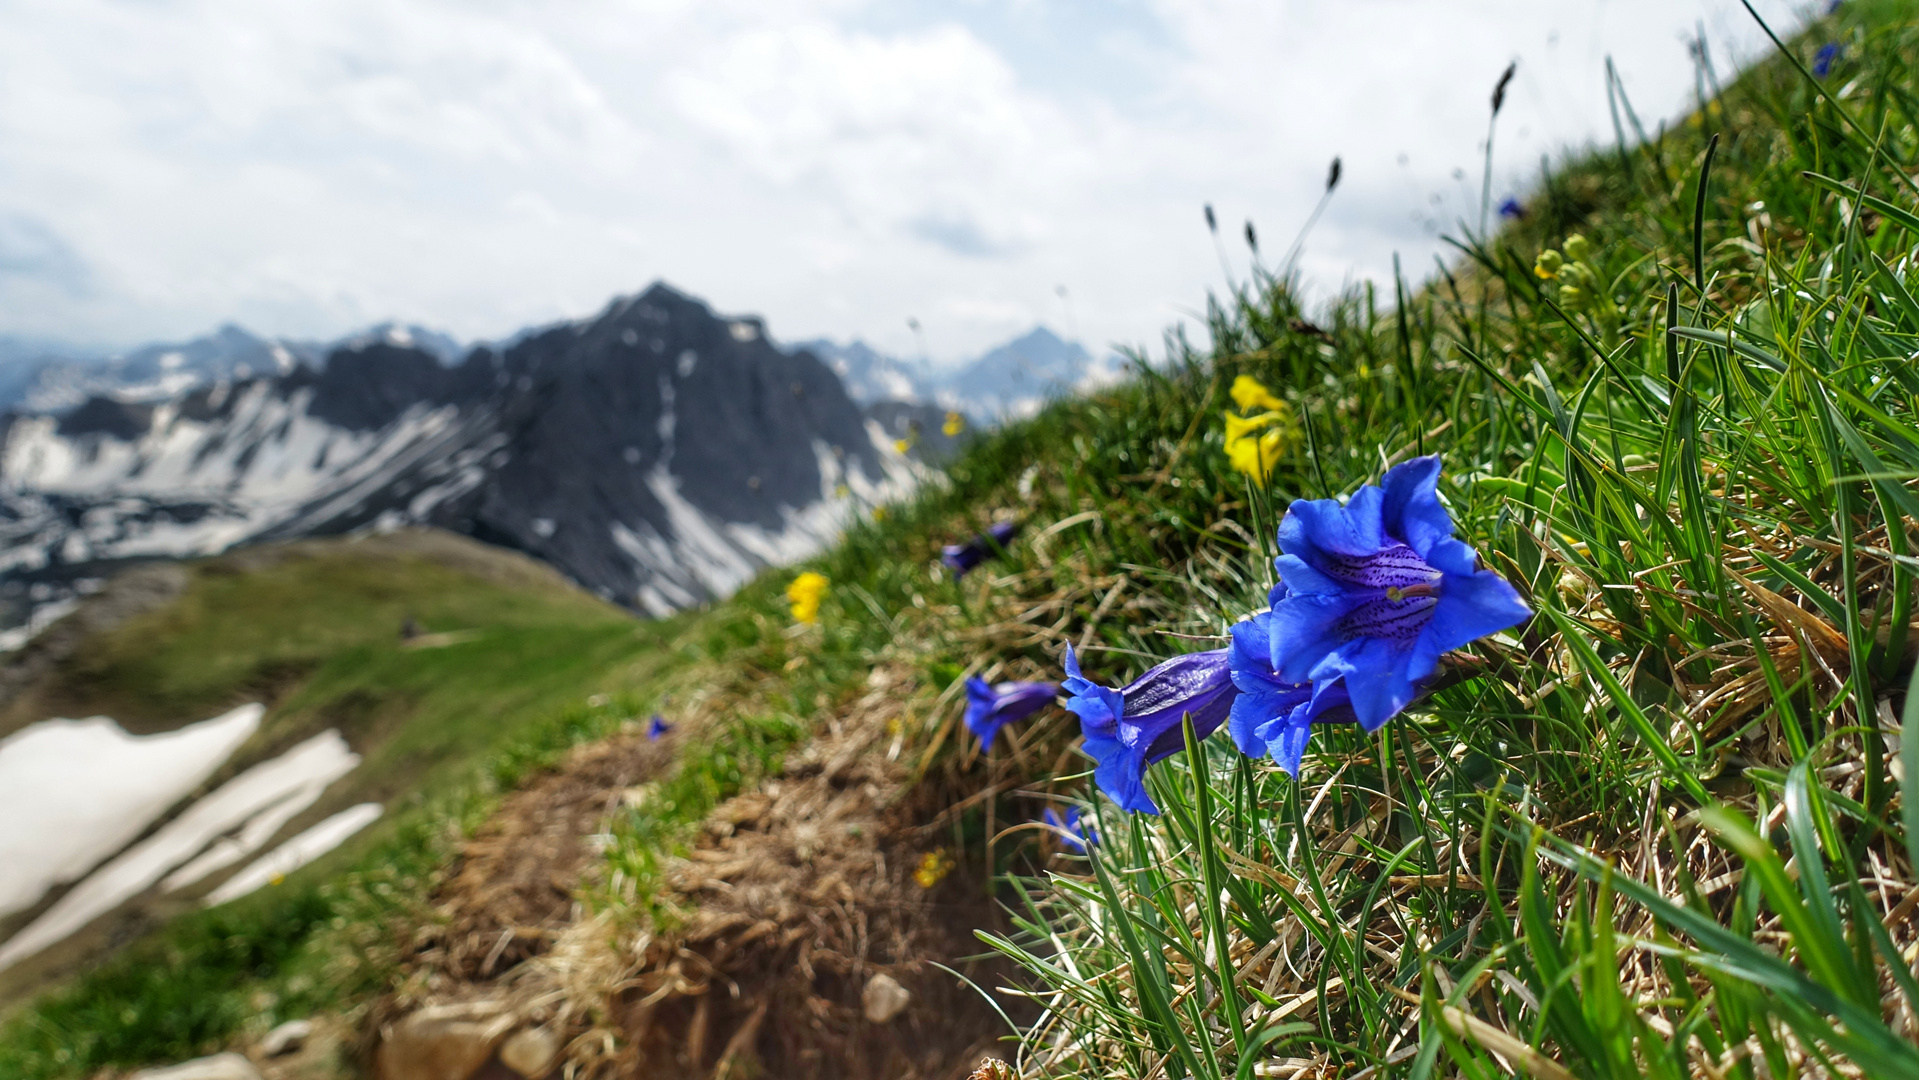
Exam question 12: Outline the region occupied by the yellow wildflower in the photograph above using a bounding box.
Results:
[1223,409,1296,483]
[1229,374,1289,414]
[786,571,829,624]
[942,411,965,437]
[913,849,956,889]
[1534,249,1563,279]
[894,438,912,455]
[873,506,888,522]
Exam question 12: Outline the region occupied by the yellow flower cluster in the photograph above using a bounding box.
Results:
[786,571,829,624]
[1223,374,1299,483]
[942,411,966,437]
[913,849,956,889]
[1535,235,1602,307]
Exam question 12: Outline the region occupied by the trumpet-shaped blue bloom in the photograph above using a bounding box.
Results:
[1061,644,1237,815]
[1497,197,1525,220]
[1042,805,1097,853]
[1814,42,1840,78]
[964,677,1057,747]
[1268,456,1530,731]
[943,521,1019,577]
[1227,598,1359,775]
[647,715,673,740]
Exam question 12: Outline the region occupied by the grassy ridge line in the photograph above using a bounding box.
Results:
[0,533,680,1076]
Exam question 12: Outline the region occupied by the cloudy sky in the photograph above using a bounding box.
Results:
[0,0,1806,363]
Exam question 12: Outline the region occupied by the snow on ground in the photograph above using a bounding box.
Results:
[205,803,383,906]
[0,728,360,971]
[0,704,263,919]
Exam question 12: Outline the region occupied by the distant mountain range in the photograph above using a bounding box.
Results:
[799,326,1126,419]
[0,284,920,618]
[0,286,1111,626]
[0,323,462,415]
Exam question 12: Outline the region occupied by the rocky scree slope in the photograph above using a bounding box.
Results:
[0,284,915,615]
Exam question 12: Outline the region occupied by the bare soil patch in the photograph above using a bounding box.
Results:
[380,666,1020,1080]
[412,730,678,988]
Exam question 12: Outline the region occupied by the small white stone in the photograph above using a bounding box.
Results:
[499,1026,564,1078]
[862,972,913,1024]
[261,1018,313,1057]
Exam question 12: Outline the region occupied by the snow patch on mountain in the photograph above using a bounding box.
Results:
[0,282,920,618]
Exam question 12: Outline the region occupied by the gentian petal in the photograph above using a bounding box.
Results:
[1059,645,1236,815]
[1227,613,1314,757]
[1267,715,1312,776]
[1378,455,1453,558]
[1258,679,1358,774]
[1419,570,1531,661]
[1327,636,1422,731]
[964,677,1001,744]
[1267,591,1364,683]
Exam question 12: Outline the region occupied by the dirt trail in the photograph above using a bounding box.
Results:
[380,665,1019,1080]
[412,731,678,988]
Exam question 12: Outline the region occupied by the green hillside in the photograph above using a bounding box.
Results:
[0,531,671,1058]
[7,1,1919,1077]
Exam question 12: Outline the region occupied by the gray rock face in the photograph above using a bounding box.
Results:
[0,283,915,615]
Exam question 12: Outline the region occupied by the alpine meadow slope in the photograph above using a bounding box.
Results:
[4,3,1919,1079]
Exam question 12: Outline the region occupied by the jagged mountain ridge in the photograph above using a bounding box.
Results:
[0,323,466,415]
[0,284,913,616]
[799,326,1125,418]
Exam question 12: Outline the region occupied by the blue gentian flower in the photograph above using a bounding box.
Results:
[965,677,1057,748]
[1497,197,1524,220]
[1267,455,1530,732]
[1042,805,1097,853]
[1227,593,1360,776]
[1813,42,1840,78]
[942,521,1019,577]
[1061,644,1238,815]
[647,715,672,740]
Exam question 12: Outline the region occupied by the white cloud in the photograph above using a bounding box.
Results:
[0,0,1806,360]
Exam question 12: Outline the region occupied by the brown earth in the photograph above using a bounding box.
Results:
[408,728,677,990]
[376,664,1023,1080]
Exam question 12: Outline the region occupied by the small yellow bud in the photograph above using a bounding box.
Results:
[786,571,829,624]
[913,849,956,889]
[1562,234,1590,262]
[1533,249,1563,279]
